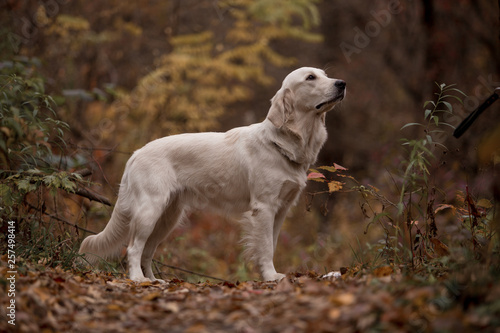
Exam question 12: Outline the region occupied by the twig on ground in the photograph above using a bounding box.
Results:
[153,259,230,283]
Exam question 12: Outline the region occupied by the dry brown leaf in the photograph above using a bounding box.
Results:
[139,281,153,287]
[106,304,124,311]
[328,308,341,320]
[0,253,496,332]
[159,301,180,313]
[330,292,356,306]
[373,266,393,277]
[142,291,162,301]
[275,278,294,292]
[476,198,493,209]
[185,323,207,333]
[430,238,450,256]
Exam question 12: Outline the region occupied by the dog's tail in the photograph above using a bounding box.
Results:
[78,205,129,265]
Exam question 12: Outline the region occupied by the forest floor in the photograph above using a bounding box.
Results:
[1,258,500,333]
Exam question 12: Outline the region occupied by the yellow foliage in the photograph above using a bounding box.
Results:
[113,0,323,147]
[44,14,140,58]
[33,5,51,28]
[114,18,143,36]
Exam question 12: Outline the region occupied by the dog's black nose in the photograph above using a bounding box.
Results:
[335,80,346,89]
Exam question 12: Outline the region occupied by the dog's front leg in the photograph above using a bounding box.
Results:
[245,206,286,281]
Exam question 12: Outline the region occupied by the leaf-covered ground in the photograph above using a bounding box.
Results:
[2,258,500,333]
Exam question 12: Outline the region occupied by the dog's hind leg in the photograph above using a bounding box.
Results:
[127,198,167,283]
[141,197,184,282]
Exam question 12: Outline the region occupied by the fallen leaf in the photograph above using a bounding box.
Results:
[185,323,207,333]
[158,302,180,313]
[275,278,294,292]
[373,266,393,277]
[328,308,341,320]
[330,292,356,306]
[106,304,124,311]
[142,291,161,301]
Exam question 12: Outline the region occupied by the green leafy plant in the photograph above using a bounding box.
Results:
[392,83,466,268]
[15,220,82,271]
[0,59,68,170]
[1,169,83,206]
[307,83,479,276]
[0,59,85,214]
[0,59,89,269]
[399,83,466,211]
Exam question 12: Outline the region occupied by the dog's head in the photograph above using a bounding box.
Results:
[267,67,346,129]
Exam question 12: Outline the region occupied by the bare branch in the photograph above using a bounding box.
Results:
[74,187,112,206]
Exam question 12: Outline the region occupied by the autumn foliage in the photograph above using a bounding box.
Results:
[1,0,500,331]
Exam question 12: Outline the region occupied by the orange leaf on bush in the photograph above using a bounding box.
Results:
[328,181,343,193]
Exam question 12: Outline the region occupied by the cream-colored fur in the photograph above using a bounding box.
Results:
[79,67,346,282]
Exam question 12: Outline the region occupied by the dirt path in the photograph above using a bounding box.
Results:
[1,262,499,332]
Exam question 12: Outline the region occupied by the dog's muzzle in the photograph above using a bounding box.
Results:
[315,80,346,110]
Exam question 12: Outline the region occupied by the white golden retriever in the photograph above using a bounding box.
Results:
[79,67,346,282]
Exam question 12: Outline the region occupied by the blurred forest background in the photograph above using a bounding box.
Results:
[1,0,499,281]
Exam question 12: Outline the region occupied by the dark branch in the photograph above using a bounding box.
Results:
[74,187,112,206]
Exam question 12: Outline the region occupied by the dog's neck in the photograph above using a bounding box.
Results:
[271,140,302,166]
[266,114,327,166]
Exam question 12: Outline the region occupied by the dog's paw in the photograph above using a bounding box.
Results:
[264,273,286,282]
[130,276,152,283]
[152,278,167,284]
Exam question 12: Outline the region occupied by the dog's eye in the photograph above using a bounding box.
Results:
[306,74,316,81]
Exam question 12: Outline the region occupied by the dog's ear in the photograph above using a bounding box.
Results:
[267,88,294,128]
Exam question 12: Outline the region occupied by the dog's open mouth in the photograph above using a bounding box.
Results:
[315,92,345,110]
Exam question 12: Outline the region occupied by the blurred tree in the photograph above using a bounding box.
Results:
[112,0,323,146]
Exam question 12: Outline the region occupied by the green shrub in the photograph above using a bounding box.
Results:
[0,58,85,267]
[308,82,498,279]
